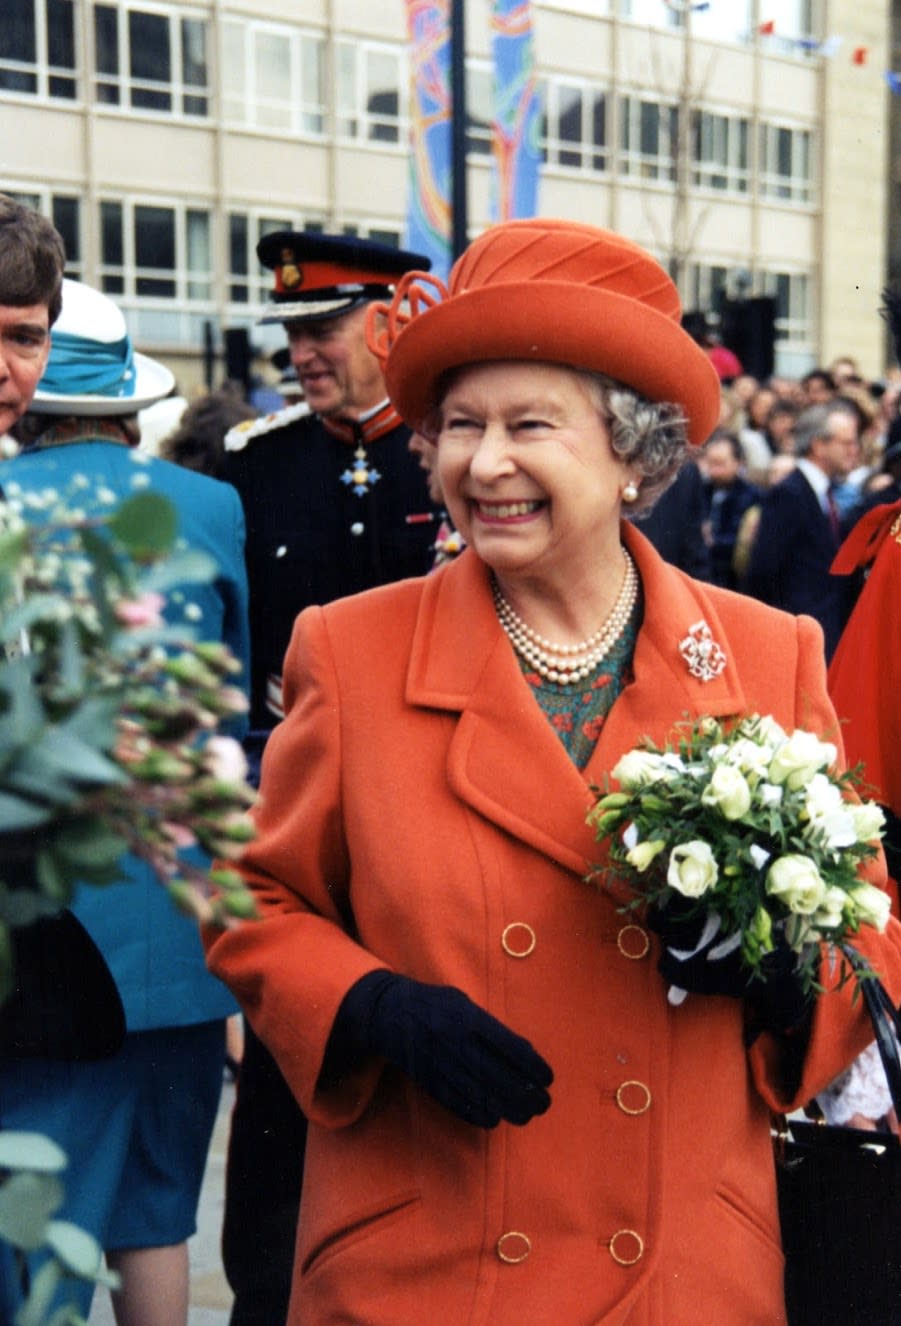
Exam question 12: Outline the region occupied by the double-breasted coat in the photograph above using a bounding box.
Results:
[206,522,901,1326]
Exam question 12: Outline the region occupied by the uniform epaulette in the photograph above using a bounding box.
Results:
[224,401,311,452]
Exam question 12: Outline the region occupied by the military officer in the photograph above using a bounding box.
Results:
[222,232,440,741]
[220,231,440,1326]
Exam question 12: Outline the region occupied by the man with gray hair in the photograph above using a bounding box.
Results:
[744,400,859,659]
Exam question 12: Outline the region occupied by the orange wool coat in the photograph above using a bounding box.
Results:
[206,523,901,1326]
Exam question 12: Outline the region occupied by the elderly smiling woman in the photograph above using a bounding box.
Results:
[205,220,901,1326]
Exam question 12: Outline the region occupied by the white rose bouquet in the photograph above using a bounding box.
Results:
[588,714,889,999]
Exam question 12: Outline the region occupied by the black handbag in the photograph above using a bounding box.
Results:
[0,909,126,1061]
[775,948,901,1326]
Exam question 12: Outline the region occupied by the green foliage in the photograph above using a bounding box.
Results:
[0,484,260,1323]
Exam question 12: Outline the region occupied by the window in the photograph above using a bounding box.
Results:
[99,199,212,304]
[93,4,208,117]
[687,263,732,323]
[620,0,752,44]
[466,62,493,157]
[337,41,405,145]
[221,19,323,134]
[619,96,679,182]
[227,213,327,307]
[759,124,814,204]
[762,270,812,346]
[692,112,749,194]
[0,0,76,99]
[541,79,607,173]
[7,191,81,277]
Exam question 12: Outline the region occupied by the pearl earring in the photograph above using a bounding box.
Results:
[622,482,639,504]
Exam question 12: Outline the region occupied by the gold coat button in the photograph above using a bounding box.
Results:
[496,1231,531,1263]
[501,922,537,958]
[609,1229,644,1266]
[616,924,650,960]
[615,1081,652,1115]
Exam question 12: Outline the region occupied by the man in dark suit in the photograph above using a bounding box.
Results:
[700,430,761,589]
[744,401,859,659]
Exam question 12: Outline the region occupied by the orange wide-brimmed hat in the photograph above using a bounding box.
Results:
[368,219,720,446]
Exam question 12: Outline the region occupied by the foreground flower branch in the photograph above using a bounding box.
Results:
[588,714,889,998]
[0,486,257,1320]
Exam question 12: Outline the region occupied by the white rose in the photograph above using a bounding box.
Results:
[849,882,892,933]
[626,839,667,872]
[765,854,827,915]
[612,749,678,791]
[768,730,837,791]
[700,764,752,821]
[851,802,886,845]
[667,841,719,898]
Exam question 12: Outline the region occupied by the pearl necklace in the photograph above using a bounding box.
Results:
[492,551,638,685]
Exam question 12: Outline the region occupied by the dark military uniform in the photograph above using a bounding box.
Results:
[222,402,439,732]
[220,229,437,1326]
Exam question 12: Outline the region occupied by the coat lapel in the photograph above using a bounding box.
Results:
[406,528,749,876]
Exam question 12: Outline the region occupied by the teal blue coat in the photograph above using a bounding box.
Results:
[1,439,249,1029]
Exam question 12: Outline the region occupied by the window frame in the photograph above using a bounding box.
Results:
[540,76,607,175]
[219,17,324,136]
[336,37,406,147]
[92,1,209,119]
[618,94,679,183]
[759,122,815,206]
[0,0,78,101]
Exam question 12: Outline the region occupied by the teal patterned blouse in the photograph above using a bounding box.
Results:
[515,590,644,769]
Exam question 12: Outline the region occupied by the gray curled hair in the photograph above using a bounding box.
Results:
[579,371,690,514]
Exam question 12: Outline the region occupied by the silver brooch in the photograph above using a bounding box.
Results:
[679,620,727,682]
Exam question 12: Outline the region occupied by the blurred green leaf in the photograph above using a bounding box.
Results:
[44,1220,105,1278]
[0,1173,65,1250]
[140,548,217,593]
[0,526,29,572]
[0,886,62,926]
[108,493,177,562]
[14,1255,63,1326]
[0,920,10,1004]
[0,1132,67,1174]
[53,819,127,871]
[0,790,53,832]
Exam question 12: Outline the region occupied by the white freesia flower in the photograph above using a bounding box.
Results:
[849,882,892,933]
[612,749,680,790]
[749,844,771,871]
[765,854,827,914]
[758,782,784,808]
[803,773,857,850]
[700,764,752,820]
[813,886,851,930]
[768,730,837,791]
[667,841,719,898]
[744,714,788,747]
[850,802,886,844]
[723,737,774,776]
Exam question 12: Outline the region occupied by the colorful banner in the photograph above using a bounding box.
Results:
[404,1,453,281]
[490,0,542,222]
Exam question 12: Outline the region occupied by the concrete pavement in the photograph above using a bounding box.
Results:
[88,1079,235,1325]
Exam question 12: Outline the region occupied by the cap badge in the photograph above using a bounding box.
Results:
[280,249,302,290]
[678,619,727,682]
[341,444,382,497]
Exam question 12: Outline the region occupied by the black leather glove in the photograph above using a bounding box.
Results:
[323,970,553,1129]
[647,896,751,999]
[647,897,812,1035]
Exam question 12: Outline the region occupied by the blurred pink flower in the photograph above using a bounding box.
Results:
[115,591,166,628]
